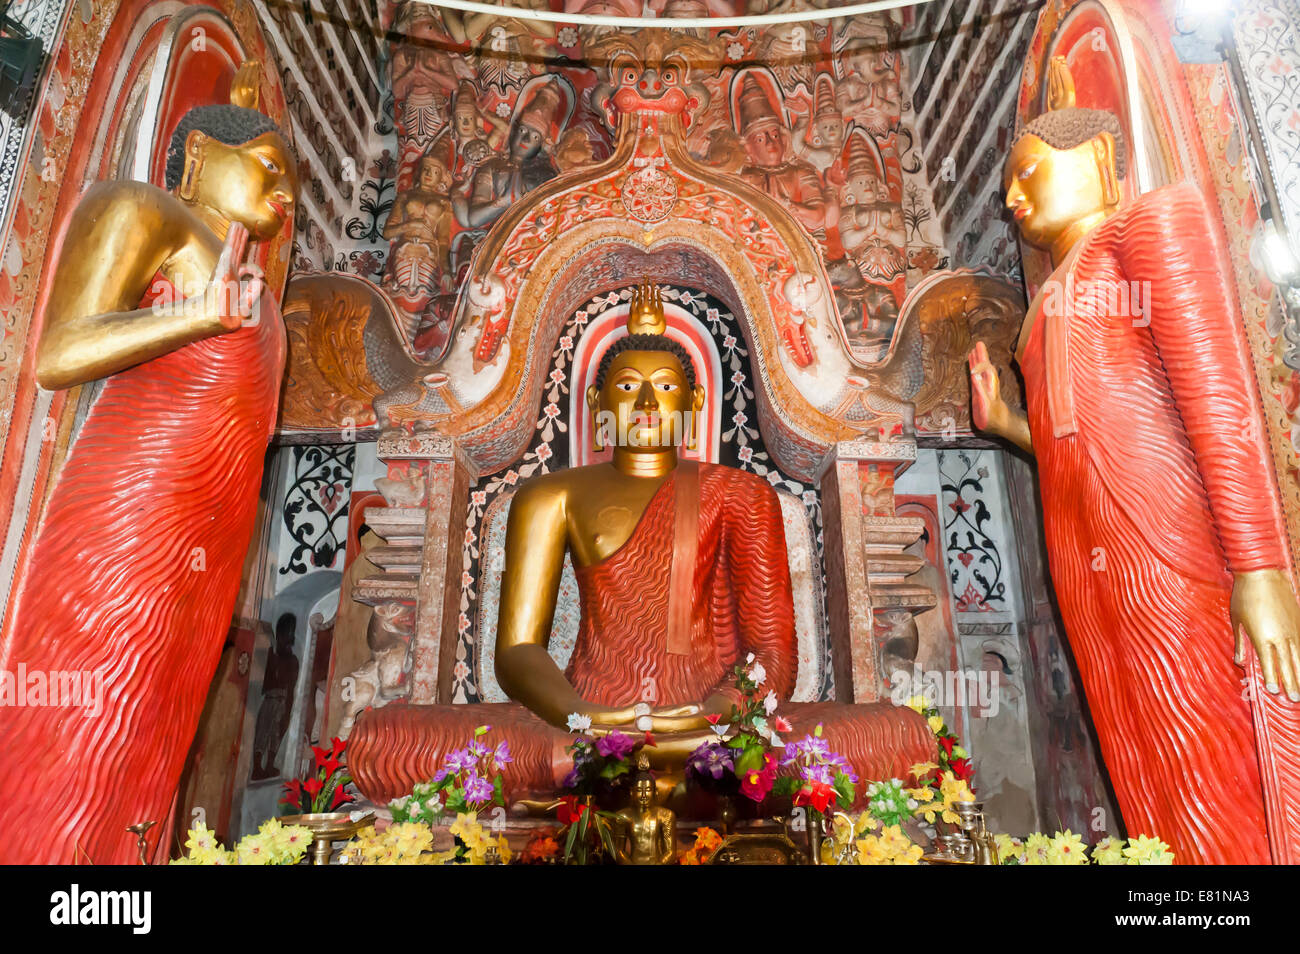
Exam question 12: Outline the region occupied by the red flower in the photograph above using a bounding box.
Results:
[739,753,777,803]
[279,778,303,808]
[794,779,836,814]
[557,795,587,826]
[950,757,974,783]
[311,745,331,770]
[303,776,324,799]
[706,713,722,725]
[938,735,955,758]
[643,732,657,748]
[330,786,355,810]
[321,756,343,778]
[773,716,793,734]
[330,736,347,760]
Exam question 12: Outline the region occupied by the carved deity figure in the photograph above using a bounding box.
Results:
[833,17,901,138]
[968,65,1300,864]
[452,79,562,231]
[735,75,831,235]
[452,80,508,164]
[792,77,847,177]
[348,282,933,803]
[838,133,905,285]
[385,152,453,294]
[0,84,298,863]
[613,756,677,864]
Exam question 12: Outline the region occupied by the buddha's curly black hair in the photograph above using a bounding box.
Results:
[1014,107,1127,179]
[594,334,698,391]
[164,104,286,190]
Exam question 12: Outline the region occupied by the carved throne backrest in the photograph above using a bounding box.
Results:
[474,489,827,703]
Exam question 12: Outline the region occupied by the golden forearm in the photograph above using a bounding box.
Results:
[997,407,1034,455]
[37,303,227,390]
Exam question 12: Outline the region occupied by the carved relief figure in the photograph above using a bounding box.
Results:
[0,84,298,863]
[792,76,847,177]
[734,73,831,235]
[385,151,454,296]
[452,79,508,164]
[833,16,902,138]
[838,131,906,285]
[969,66,1300,863]
[452,77,567,231]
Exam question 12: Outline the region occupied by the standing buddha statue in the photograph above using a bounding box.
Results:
[0,68,297,864]
[349,281,933,803]
[968,59,1300,864]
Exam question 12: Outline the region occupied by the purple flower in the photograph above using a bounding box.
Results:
[802,763,835,786]
[493,740,513,765]
[432,768,449,784]
[687,741,735,781]
[595,731,636,760]
[443,748,470,773]
[463,772,494,805]
[561,765,581,789]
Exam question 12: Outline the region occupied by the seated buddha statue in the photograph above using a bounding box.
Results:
[349,282,933,805]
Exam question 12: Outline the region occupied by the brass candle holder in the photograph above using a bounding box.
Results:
[279,812,374,865]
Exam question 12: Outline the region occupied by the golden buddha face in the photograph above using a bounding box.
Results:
[587,348,705,452]
[186,129,298,240]
[1004,132,1117,251]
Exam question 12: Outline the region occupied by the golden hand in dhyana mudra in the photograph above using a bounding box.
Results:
[494,284,726,761]
[36,106,297,390]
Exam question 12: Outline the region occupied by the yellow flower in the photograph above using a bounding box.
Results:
[927,715,945,735]
[1022,832,1052,865]
[390,821,434,859]
[939,771,976,805]
[1047,829,1088,865]
[993,833,1024,864]
[1124,834,1174,865]
[450,812,492,855]
[908,761,938,781]
[854,825,922,865]
[234,832,270,865]
[1091,836,1125,866]
[904,695,928,715]
[184,821,220,857]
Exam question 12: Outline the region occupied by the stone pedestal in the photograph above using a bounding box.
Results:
[817,440,936,703]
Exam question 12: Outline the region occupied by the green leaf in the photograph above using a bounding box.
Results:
[735,745,765,777]
[564,821,579,861]
[772,777,798,797]
[833,774,855,809]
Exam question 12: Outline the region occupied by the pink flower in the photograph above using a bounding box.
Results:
[739,753,777,803]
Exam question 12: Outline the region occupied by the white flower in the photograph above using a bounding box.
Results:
[566,712,593,733]
[749,663,767,686]
[770,733,785,748]
[763,690,778,715]
[746,653,755,665]
[636,715,653,732]
[408,800,421,815]
[711,724,731,737]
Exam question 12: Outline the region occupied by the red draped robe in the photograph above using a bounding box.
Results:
[350,462,933,803]
[1019,181,1300,864]
[0,281,284,864]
